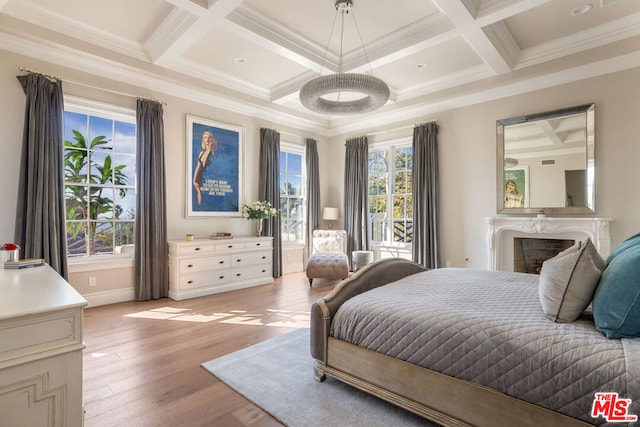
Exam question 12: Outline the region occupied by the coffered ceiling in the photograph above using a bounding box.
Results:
[1,0,639,136]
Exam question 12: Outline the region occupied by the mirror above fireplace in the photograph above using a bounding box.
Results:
[496,104,595,214]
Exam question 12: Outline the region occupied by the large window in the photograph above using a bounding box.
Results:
[63,98,136,257]
[280,146,305,242]
[368,143,413,244]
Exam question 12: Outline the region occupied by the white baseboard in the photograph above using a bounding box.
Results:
[83,287,135,307]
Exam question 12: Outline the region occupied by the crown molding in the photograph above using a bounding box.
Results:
[227,4,340,73]
[516,12,640,69]
[394,64,494,102]
[146,8,198,64]
[326,50,640,137]
[2,0,147,62]
[0,29,331,136]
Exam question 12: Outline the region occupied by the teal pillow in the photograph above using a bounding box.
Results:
[593,243,640,338]
[606,232,640,264]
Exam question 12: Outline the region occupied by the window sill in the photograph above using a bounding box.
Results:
[371,242,412,250]
[282,241,305,249]
[67,256,134,273]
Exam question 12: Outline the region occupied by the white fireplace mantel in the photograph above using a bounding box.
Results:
[487,216,612,271]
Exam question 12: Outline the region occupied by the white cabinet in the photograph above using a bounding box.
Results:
[0,265,87,427]
[168,237,273,300]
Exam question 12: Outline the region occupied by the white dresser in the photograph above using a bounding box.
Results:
[0,264,87,427]
[168,236,274,300]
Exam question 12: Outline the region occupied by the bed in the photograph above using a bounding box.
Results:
[310,253,640,427]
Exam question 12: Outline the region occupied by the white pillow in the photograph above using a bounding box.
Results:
[538,238,605,323]
[312,237,343,254]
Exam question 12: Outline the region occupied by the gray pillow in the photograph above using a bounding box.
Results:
[538,239,605,323]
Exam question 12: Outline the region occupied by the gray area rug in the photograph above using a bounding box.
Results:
[201,328,439,427]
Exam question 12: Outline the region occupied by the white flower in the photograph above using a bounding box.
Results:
[242,201,279,220]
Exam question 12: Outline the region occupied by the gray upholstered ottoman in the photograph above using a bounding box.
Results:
[306,253,349,286]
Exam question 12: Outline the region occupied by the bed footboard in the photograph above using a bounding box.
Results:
[310,258,426,362]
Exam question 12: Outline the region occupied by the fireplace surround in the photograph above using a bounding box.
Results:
[487,217,612,271]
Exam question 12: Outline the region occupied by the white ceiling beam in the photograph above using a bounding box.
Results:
[536,120,564,145]
[225,5,339,73]
[431,0,512,74]
[163,0,210,17]
[2,0,147,61]
[474,0,552,26]
[147,0,244,66]
[342,13,457,72]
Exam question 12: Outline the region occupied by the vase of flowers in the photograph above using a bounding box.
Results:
[1,243,20,265]
[242,201,278,236]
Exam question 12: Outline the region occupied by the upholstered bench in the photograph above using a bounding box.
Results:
[306,229,349,286]
[306,252,349,286]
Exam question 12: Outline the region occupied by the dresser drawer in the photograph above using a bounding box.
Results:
[179,255,229,274]
[168,237,274,300]
[245,240,272,250]
[178,244,215,255]
[214,242,245,252]
[231,264,272,281]
[229,251,272,266]
[179,270,230,290]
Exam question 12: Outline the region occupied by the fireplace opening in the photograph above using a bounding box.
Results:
[513,238,575,274]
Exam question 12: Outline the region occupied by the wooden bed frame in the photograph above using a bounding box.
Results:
[309,258,593,427]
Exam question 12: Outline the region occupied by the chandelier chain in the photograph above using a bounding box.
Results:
[350,10,374,75]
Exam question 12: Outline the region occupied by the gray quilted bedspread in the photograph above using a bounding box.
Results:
[330,268,640,425]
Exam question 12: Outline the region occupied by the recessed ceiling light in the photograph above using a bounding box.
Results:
[571,3,593,16]
[234,57,247,64]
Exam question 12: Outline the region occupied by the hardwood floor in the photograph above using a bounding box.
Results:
[82,272,337,427]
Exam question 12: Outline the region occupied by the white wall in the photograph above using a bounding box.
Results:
[0,50,321,303]
[2,48,639,300]
[323,67,640,270]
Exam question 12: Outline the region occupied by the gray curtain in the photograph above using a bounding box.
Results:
[343,136,370,264]
[305,138,320,263]
[412,122,440,268]
[15,73,68,279]
[135,99,168,300]
[259,128,282,278]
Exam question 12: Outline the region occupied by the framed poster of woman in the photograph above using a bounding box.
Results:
[186,115,243,217]
[504,166,529,208]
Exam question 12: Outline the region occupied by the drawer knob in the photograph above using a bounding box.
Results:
[195,247,201,251]
[236,273,241,277]
[219,260,225,264]
[256,243,261,246]
[261,269,266,273]
[187,280,194,284]
[187,264,194,268]
[228,245,233,248]
[219,275,225,279]
[236,259,241,262]
[261,256,266,259]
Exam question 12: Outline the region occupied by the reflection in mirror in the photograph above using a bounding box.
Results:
[497,104,595,214]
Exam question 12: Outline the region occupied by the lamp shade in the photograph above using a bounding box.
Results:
[322,207,339,221]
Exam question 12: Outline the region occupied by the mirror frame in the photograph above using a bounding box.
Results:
[496,103,595,215]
